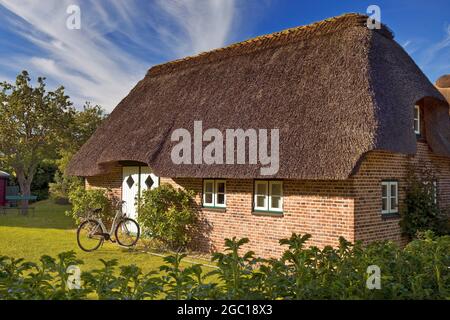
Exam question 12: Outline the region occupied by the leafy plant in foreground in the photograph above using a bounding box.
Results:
[0,233,449,300]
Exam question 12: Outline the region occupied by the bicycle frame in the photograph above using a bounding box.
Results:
[90,207,126,240]
[77,201,140,252]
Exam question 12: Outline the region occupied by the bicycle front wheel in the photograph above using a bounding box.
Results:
[77,219,104,252]
[115,218,140,247]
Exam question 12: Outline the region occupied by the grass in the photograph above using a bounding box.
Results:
[0,200,212,274]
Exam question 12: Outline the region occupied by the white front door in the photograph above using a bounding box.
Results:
[122,166,140,221]
[122,166,160,223]
[140,167,160,195]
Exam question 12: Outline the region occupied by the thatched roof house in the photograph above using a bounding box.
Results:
[68,14,450,256]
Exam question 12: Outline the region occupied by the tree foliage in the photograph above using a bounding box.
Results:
[49,103,106,203]
[0,71,72,200]
[0,70,106,204]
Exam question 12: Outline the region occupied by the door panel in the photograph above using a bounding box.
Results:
[122,166,139,220]
[140,166,159,195]
[122,166,160,225]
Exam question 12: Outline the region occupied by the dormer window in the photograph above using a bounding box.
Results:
[414,105,421,135]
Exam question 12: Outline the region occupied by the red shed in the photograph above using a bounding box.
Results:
[0,171,10,206]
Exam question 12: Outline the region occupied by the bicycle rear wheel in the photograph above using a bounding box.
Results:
[115,218,140,247]
[77,219,104,252]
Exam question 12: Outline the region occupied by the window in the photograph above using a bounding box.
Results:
[216,180,226,207]
[254,180,283,213]
[424,180,438,204]
[381,181,398,214]
[414,105,421,135]
[432,181,438,204]
[203,179,226,208]
[254,181,268,210]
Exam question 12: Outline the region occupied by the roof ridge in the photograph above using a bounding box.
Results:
[147,13,393,77]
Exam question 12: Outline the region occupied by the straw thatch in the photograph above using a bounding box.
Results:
[436,75,450,104]
[436,75,450,88]
[67,13,450,179]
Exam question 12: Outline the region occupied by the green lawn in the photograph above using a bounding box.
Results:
[0,200,210,273]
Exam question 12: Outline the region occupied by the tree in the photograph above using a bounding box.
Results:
[50,102,106,203]
[0,71,72,209]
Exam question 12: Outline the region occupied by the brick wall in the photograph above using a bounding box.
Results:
[351,141,450,245]
[85,165,122,200]
[161,177,355,258]
[83,141,450,258]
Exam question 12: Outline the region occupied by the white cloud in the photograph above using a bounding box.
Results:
[417,23,450,79]
[0,0,240,111]
[151,0,237,57]
[402,39,424,56]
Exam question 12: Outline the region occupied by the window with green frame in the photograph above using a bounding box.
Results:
[254,180,283,213]
[203,179,226,208]
[381,181,398,215]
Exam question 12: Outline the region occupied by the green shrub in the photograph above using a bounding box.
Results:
[400,165,449,238]
[0,251,87,300]
[209,237,260,299]
[30,162,58,201]
[49,171,83,204]
[137,184,197,250]
[66,185,119,224]
[1,233,449,300]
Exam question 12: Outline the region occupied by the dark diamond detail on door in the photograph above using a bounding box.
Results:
[126,176,134,189]
[145,176,154,189]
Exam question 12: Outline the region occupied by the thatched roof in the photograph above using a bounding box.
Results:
[436,75,450,104]
[67,13,450,179]
[436,75,450,88]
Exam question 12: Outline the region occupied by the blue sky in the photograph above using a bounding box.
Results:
[0,0,449,111]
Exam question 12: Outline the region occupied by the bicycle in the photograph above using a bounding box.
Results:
[76,202,140,252]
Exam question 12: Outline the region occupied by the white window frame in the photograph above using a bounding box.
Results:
[269,181,283,212]
[381,181,398,214]
[203,179,226,208]
[215,180,226,208]
[254,180,283,213]
[254,181,269,211]
[414,105,421,135]
[203,180,215,207]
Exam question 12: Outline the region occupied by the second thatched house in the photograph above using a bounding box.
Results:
[67,14,450,257]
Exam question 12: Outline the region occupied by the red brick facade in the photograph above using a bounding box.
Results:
[85,165,122,200]
[85,142,450,258]
[351,142,450,246]
[160,178,355,257]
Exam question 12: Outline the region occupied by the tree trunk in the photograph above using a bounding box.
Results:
[16,168,32,215]
[20,182,31,215]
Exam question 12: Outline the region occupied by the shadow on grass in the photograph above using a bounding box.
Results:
[0,200,75,230]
